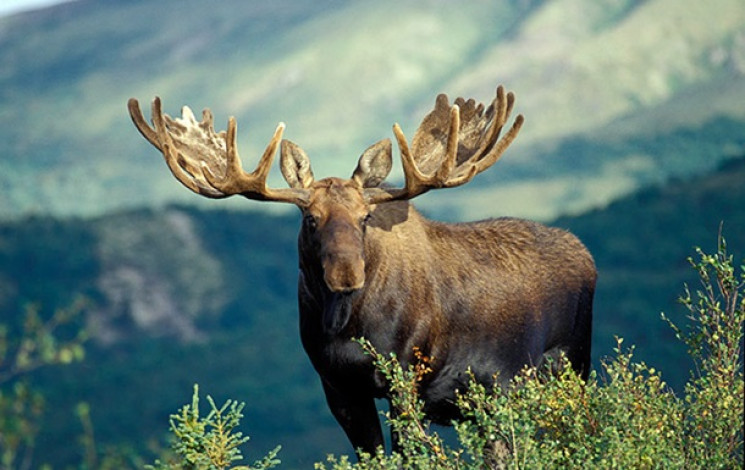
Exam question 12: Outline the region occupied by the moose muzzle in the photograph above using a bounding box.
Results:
[320,217,366,293]
[322,251,365,293]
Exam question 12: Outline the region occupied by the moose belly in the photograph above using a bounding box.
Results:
[417,342,521,424]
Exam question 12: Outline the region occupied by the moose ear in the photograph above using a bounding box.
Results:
[351,138,392,188]
[281,140,315,189]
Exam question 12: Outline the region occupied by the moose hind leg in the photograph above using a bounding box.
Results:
[322,381,384,457]
[567,288,594,381]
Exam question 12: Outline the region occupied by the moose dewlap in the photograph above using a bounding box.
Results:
[128,85,596,456]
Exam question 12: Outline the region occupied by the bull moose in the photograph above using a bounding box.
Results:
[127,86,596,456]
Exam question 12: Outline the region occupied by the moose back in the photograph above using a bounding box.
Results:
[128,86,596,455]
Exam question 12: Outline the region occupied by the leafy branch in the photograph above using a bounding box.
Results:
[0,298,87,384]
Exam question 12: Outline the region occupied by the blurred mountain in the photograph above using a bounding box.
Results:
[0,0,743,220]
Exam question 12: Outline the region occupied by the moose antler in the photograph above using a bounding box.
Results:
[127,97,310,205]
[364,85,524,204]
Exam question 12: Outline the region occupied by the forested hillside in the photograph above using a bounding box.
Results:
[1,155,742,467]
[1,0,744,220]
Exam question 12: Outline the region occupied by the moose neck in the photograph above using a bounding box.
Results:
[297,221,357,335]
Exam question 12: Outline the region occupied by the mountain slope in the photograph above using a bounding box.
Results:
[0,0,743,220]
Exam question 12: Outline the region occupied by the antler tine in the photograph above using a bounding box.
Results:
[365,85,523,205]
[387,104,459,201]
[150,97,218,197]
[435,104,460,182]
[437,86,523,185]
[252,121,284,184]
[472,113,524,175]
[127,98,160,148]
[469,85,510,161]
[203,118,290,201]
[200,114,248,195]
[391,123,421,198]
[127,97,310,205]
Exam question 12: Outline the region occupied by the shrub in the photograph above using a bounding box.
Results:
[0,300,87,469]
[663,236,744,466]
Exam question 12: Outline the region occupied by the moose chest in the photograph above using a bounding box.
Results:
[298,283,432,397]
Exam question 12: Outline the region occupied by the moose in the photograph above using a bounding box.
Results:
[128,86,596,456]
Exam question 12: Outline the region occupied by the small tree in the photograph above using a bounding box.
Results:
[662,236,744,466]
[146,385,281,470]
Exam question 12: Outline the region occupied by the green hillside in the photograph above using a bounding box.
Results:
[1,154,742,467]
[556,156,745,386]
[0,0,743,220]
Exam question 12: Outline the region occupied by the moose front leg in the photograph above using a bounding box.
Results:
[322,380,384,457]
[387,398,404,454]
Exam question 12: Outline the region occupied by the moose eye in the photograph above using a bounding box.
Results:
[304,214,319,231]
[360,213,372,230]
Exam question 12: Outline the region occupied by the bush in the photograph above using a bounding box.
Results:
[663,236,744,466]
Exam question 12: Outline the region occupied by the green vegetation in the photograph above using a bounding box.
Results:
[1,235,740,467]
[0,301,87,468]
[1,239,742,468]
